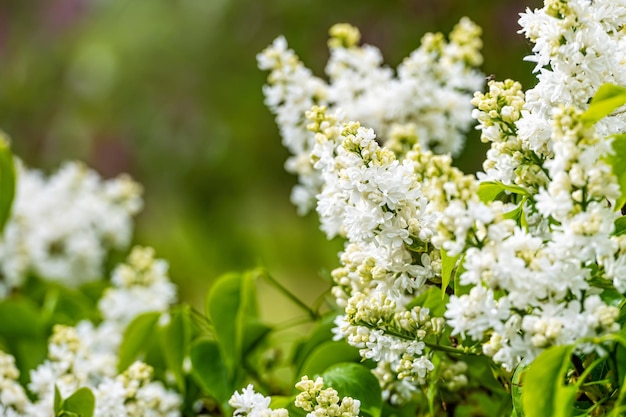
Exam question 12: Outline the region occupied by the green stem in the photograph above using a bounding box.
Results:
[424,341,480,356]
[357,320,480,356]
[574,356,607,403]
[257,269,319,320]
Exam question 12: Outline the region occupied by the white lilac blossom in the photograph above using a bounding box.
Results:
[0,247,182,417]
[444,103,622,371]
[255,0,626,406]
[443,0,626,371]
[258,20,484,214]
[307,106,470,403]
[476,0,626,188]
[0,161,142,297]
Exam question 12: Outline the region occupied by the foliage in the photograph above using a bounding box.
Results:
[1,0,626,417]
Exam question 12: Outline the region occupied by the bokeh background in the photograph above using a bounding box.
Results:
[0,0,543,311]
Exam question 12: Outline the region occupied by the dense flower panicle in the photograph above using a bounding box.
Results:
[0,161,143,298]
[307,106,476,403]
[474,0,626,191]
[444,103,623,370]
[0,247,182,417]
[258,20,484,214]
[517,0,626,165]
[258,0,626,402]
[471,79,549,190]
[442,0,626,370]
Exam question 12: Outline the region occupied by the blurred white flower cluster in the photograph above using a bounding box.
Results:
[262,0,626,405]
[0,161,143,298]
[258,19,484,214]
[0,247,181,417]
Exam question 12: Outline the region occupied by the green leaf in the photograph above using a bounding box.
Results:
[159,306,191,393]
[322,362,382,417]
[406,285,449,317]
[63,387,95,417]
[464,354,509,395]
[406,238,430,253]
[441,248,460,299]
[298,340,362,378]
[189,338,231,407]
[453,255,470,297]
[606,134,626,212]
[426,381,437,416]
[477,181,529,203]
[581,84,626,126]
[0,297,47,382]
[205,271,263,375]
[511,360,529,417]
[617,343,626,387]
[117,311,160,372]
[478,181,506,203]
[381,400,418,417]
[0,132,15,234]
[503,205,521,221]
[11,338,48,386]
[269,396,295,410]
[58,412,80,417]
[241,319,271,356]
[206,272,243,372]
[0,298,45,338]
[454,390,512,417]
[615,216,626,236]
[54,385,63,414]
[521,345,576,417]
[293,313,339,369]
[613,330,626,384]
[45,285,102,325]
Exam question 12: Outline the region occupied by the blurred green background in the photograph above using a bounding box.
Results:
[0,0,542,310]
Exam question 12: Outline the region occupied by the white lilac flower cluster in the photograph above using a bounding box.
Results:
[442,0,626,371]
[445,0,626,376]
[229,376,360,417]
[0,246,181,417]
[517,0,626,150]
[479,0,626,189]
[307,106,463,403]
[263,0,626,405]
[447,99,622,371]
[257,19,484,214]
[0,161,143,298]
